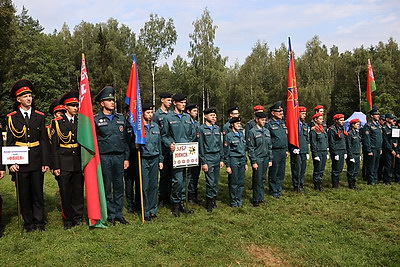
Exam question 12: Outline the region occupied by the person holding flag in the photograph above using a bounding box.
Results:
[290,106,309,193]
[94,86,130,225]
[50,91,84,229]
[138,103,163,221]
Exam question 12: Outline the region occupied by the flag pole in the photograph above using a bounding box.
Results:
[137,150,145,223]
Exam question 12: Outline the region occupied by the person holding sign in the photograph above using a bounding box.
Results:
[50,91,84,229]
[198,108,224,212]
[161,93,195,217]
[139,103,163,222]
[247,112,272,207]
[223,117,248,207]
[6,79,50,232]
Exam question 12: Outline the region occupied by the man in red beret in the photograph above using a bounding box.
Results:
[328,114,347,188]
[7,79,50,232]
[290,106,309,193]
[345,119,361,189]
[311,105,327,130]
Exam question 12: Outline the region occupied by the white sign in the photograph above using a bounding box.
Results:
[392,128,400,138]
[2,146,29,165]
[173,142,198,168]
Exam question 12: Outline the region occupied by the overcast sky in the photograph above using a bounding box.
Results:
[12,0,400,66]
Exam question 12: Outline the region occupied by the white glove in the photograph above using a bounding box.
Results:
[327,154,330,160]
[306,154,310,160]
[314,156,321,161]
[293,149,300,154]
[344,154,348,160]
[360,155,362,161]
[334,155,339,161]
[350,158,355,163]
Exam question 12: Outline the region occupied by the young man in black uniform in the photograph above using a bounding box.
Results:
[7,79,50,232]
[51,91,84,229]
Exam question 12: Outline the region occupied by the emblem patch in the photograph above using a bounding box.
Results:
[119,125,124,132]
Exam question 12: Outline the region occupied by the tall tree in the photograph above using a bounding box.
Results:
[139,14,177,105]
[188,8,227,121]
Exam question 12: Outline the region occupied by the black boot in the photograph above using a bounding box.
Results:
[171,203,180,217]
[179,202,194,214]
[212,197,217,209]
[332,180,339,189]
[206,198,213,212]
[314,182,319,190]
[318,181,324,191]
[188,193,198,204]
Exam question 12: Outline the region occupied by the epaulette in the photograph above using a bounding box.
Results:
[116,112,123,116]
[53,117,62,121]
[7,111,17,117]
[46,125,51,128]
[35,110,45,116]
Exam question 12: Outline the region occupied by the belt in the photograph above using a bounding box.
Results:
[15,141,40,147]
[60,143,79,148]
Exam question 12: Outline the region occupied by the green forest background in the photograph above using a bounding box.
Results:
[1,0,399,125]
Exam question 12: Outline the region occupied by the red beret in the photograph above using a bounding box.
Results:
[349,118,360,124]
[253,105,264,112]
[314,105,324,111]
[333,114,344,120]
[299,106,307,112]
[312,113,324,120]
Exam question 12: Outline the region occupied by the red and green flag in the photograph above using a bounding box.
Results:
[366,59,377,109]
[77,53,107,228]
[286,37,300,148]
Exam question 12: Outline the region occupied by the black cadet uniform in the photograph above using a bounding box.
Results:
[6,79,50,232]
[310,118,328,191]
[94,86,130,225]
[50,91,84,229]
[328,115,348,188]
[345,120,362,189]
[381,113,397,184]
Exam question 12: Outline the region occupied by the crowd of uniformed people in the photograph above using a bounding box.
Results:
[1,79,399,233]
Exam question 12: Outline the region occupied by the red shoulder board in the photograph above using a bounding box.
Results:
[7,111,17,117]
[53,117,62,121]
[35,110,45,116]
[46,125,51,129]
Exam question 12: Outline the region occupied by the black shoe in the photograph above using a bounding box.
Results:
[294,187,300,193]
[188,193,198,204]
[150,214,157,219]
[73,219,83,226]
[180,202,194,214]
[107,218,116,226]
[206,198,213,212]
[36,225,46,232]
[172,203,180,217]
[25,227,35,233]
[115,217,129,225]
[144,216,152,222]
[299,186,306,193]
[212,197,217,209]
[64,224,73,230]
[253,201,260,207]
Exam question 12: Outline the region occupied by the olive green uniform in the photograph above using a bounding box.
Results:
[95,111,130,220]
[328,124,347,188]
[345,128,361,186]
[247,126,272,204]
[198,124,223,200]
[140,122,163,217]
[362,121,383,185]
[310,125,328,188]
[265,119,288,197]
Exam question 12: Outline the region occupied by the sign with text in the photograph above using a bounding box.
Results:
[392,128,400,138]
[173,142,198,168]
[2,146,29,165]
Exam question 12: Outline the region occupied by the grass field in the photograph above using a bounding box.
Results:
[0,159,399,266]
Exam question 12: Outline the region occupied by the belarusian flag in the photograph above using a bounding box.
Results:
[77,53,108,228]
[286,37,300,148]
[366,59,377,109]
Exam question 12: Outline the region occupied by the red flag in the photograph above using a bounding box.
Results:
[366,59,377,109]
[77,53,107,228]
[286,38,300,148]
[125,55,146,145]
